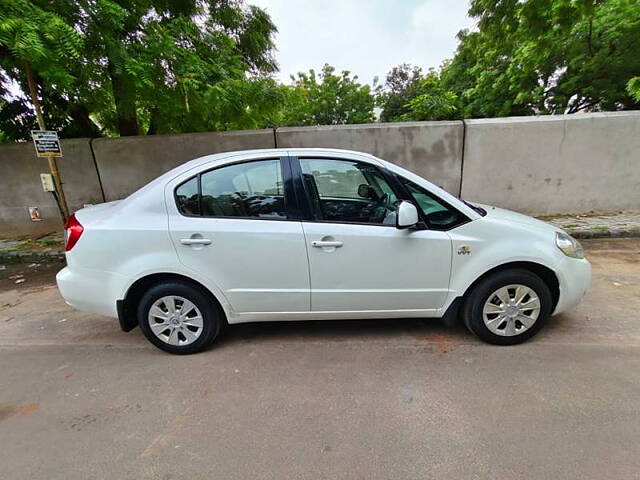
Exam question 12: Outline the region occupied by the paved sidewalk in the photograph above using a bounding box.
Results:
[1,211,639,264]
[542,210,640,239]
[0,232,65,264]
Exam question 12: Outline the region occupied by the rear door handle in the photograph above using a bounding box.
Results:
[180,238,212,245]
[311,240,343,248]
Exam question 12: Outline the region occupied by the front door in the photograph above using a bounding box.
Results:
[168,157,310,314]
[295,157,452,313]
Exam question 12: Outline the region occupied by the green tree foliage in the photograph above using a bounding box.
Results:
[0,0,85,137]
[628,77,640,101]
[117,1,281,134]
[0,0,280,140]
[376,65,459,122]
[376,63,424,122]
[0,0,81,85]
[399,69,459,121]
[2,0,639,140]
[442,0,640,117]
[382,0,640,121]
[280,64,375,126]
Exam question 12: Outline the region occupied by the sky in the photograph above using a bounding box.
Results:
[250,0,475,86]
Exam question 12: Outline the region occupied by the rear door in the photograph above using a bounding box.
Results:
[166,156,310,315]
[293,156,453,313]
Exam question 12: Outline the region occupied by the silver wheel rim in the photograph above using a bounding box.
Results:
[482,284,541,336]
[148,296,204,346]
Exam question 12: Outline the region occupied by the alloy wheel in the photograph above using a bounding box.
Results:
[482,284,541,336]
[148,295,204,346]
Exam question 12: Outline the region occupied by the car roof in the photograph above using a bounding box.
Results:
[191,148,377,163]
[173,148,380,176]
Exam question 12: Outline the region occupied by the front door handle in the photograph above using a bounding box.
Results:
[311,240,343,248]
[180,238,212,246]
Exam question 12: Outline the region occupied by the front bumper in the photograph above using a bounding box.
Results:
[553,256,592,315]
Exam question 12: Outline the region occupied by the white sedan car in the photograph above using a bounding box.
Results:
[57,148,591,354]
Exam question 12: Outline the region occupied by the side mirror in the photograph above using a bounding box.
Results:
[357,184,372,199]
[396,201,419,229]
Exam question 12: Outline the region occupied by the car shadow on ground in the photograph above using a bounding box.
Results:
[215,317,474,348]
[212,311,579,350]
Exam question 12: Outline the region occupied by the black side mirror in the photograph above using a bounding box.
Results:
[357,184,372,199]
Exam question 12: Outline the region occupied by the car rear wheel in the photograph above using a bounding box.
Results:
[138,281,222,354]
[462,269,552,345]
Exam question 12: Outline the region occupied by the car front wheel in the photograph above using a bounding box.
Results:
[138,281,222,354]
[462,269,552,345]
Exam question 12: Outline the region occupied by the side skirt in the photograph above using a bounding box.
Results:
[226,307,448,324]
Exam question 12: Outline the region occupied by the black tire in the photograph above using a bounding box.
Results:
[138,281,223,354]
[462,269,552,345]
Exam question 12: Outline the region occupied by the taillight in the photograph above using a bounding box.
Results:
[64,214,84,252]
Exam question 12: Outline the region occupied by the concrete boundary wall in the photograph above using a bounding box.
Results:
[276,122,464,195]
[0,138,104,236]
[460,112,640,214]
[92,129,276,201]
[1,111,639,236]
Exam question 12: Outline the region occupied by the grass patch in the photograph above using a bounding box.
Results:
[37,236,59,247]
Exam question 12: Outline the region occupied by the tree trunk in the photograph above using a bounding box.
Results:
[107,56,139,136]
[68,104,101,137]
[23,59,46,129]
[48,93,102,138]
[147,107,160,135]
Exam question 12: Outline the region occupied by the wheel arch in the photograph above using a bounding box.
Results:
[117,272,228,332]
[461,261,560,313]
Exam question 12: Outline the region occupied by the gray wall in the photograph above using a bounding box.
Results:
[93,129,275,201]
[460,112,640,214]
[1,112,639,236]
[0,139,104,236]
[276,122,464,195]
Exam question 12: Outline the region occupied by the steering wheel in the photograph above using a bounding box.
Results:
[424,209,456,225]
[369,192,398,224]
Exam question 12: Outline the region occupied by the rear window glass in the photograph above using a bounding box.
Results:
[175,176,200,215]
[200,159,286,219]
[175,159,287,219]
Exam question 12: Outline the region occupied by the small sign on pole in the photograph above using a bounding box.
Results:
[40,173,55,192]
[31,130,62,158]
[30,130,69,221]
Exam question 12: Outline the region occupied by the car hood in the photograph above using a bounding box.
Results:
[474,203,556,231]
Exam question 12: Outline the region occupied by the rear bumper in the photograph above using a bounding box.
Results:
[56,266,126,319]
[553,256,592,315]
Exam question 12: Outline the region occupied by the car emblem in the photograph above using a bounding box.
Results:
[458,246,471,255]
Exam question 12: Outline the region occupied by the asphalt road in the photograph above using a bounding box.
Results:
[0,238,639,479]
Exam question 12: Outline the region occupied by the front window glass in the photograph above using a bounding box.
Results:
[300,159,399,225]
[398,177,467,229]
[199,159,286,219]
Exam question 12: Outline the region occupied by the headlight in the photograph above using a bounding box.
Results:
[555,232,584,259]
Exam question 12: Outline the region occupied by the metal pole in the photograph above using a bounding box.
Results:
[24,60,69,222]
